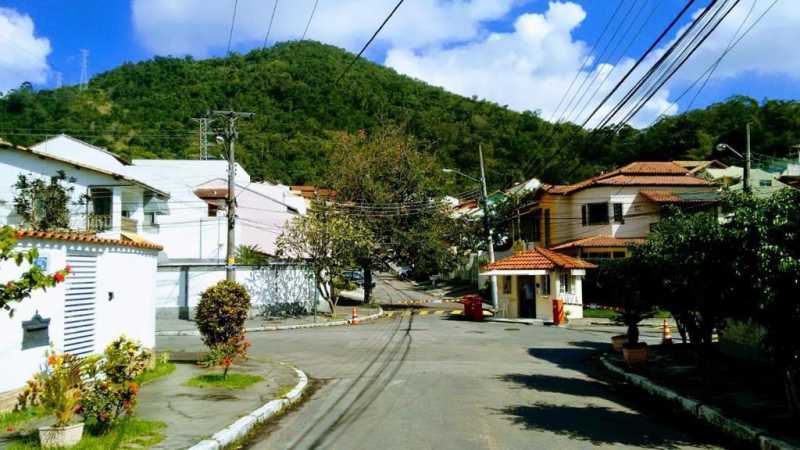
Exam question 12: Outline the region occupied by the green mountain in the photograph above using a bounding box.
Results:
[1,41,799,189]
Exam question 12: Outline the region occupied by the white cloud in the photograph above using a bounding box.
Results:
[131,0,518,57]
[0,8,51,93]
[385,1,671,127]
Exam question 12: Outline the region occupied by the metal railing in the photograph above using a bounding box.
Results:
[86,214,112,232]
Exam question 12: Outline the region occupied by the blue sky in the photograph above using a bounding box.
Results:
[2,0,798,127]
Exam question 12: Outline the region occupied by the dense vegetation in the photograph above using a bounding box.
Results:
[2,41,799,190]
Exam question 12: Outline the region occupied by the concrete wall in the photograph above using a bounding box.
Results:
[155,263,326,318]
[0,238,158,394]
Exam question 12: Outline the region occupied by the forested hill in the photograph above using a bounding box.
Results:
[1,40,799,189]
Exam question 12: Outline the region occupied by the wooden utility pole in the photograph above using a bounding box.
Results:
[479,144,498,311]
[212,110,254,281]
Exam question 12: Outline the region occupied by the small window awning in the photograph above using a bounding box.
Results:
[144,195,170,215]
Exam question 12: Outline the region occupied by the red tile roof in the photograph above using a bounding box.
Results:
[639,190,720,204]
[194,187,228,199]
[15,229,163,251]
[290,185,337,200]
[483,247,596,271]
[550,235,646,250]
[544,161,716,195]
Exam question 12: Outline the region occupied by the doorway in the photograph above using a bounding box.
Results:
[517,276,536,318]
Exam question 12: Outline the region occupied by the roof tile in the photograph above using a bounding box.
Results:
[484,247,596,271]
[15,229,163,251]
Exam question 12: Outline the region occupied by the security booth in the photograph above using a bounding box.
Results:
[480,247,595,321]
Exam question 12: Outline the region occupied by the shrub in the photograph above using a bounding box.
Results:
[195,281,251,348]
[37,352,84,427]
[81,337,151,432]
[258,301,307,318]
[200,335,251,379]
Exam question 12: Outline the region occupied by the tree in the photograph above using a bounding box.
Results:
[13,170,76,231]
[725,189,800,416]
[326,126,465,301]
[235,244,268,266]
[1,226,70,317]
[276,201,375,313]
[595,254,659,346]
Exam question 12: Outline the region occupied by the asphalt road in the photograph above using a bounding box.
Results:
[158,313,721,450]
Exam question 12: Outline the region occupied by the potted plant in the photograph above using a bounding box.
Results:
[37,352,85,448]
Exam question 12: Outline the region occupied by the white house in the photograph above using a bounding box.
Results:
[0,230,161,405]
[0,136,169,240]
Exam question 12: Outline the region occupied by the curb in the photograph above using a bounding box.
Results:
[157,308,385,337]
[600,356,797,450]
[487,318,545,326]
[188,367,309,450]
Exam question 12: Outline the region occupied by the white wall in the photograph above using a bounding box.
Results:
[155,264,326,318]
[0,238,159,394]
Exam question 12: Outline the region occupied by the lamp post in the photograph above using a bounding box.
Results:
[443,145,498,311]
[717,124,752,194]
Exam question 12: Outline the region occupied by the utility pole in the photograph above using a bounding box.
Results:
[478,144,498,311]
[79,49,89,90]
[212,110,254,281]
[744,123,752,194]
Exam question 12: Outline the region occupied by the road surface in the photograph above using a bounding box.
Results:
[158,312,721,450]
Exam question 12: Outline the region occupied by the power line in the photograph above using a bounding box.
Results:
[548,0,626,123]
[581,0,700,129]
[226,0,240,55]
[301,0,320,40]
[332,0,405,86]
[263,0,280,48]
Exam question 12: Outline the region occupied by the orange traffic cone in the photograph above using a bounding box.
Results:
[662,319,673,345]
[351,306,360,325]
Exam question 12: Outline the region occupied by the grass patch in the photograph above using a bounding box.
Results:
[583,308,618,319]
[184,373,263,389]
[653,310,673,319]
[135,361,176,386]
[5,418,165,449]
[1,407,49,431]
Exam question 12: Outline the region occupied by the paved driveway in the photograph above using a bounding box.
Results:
[158,313,720,450]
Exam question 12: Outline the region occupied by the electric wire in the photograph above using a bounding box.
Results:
[301,0,320,40]
[263,0,280,48]
[226,0,240,55]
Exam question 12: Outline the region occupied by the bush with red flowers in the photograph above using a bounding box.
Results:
[1,226,70,317]
[200,334,252,379]
[80,337,152,432]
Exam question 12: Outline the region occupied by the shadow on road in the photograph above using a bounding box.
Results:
[498,373,609,398]
[499,402,701,449]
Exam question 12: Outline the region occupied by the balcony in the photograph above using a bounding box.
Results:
[122,217,138,233]
[86,214,112,232]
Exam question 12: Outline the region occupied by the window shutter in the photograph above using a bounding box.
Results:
[581,205,587,226]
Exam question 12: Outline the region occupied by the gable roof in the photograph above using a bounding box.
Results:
[0,139,169,198]
[16,229,162,251]
[483,247,596,272]
[673,160,728,174]
[545,161,716,195]
[33,134,131,166]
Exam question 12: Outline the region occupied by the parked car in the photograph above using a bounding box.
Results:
[343,269,375,288]
[397,266,412,280]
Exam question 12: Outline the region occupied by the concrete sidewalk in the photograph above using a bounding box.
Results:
[157,305,380,333]
[137,357,298,450]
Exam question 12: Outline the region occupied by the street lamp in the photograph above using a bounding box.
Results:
[442,144,498,311]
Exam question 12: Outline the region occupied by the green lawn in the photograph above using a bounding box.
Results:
[5,418,165,450]
[583,307,672,319]
[184,373,263,389]
[135,361,176,386]
[1,407,48,431]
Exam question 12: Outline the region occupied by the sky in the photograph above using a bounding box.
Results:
[1,0,799,128]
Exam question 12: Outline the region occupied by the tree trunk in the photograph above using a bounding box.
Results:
[363,266,373,305]
[627,323,639,345]
[785,368,800,418]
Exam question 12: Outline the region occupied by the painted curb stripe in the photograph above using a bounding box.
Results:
[187,367,310,450]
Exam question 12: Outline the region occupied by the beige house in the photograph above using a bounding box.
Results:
[481,247,595,320]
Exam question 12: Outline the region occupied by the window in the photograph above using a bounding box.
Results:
[613,203,624,224]
[144,212,158,226]
[502,276,512,294]
[759,179,772,187]
[208,203,219,217]
[559,271,573,294]
[582,202,609,226]
[539,274,550,296]
[586,251,612,260]
[612,251,626,258]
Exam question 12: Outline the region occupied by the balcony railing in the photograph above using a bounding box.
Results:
[86,214,112,232]
[121,217,138,233]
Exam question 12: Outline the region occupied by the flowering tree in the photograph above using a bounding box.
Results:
[1,226,70,317]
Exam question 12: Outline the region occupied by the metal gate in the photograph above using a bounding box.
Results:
[63,252,97,355]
